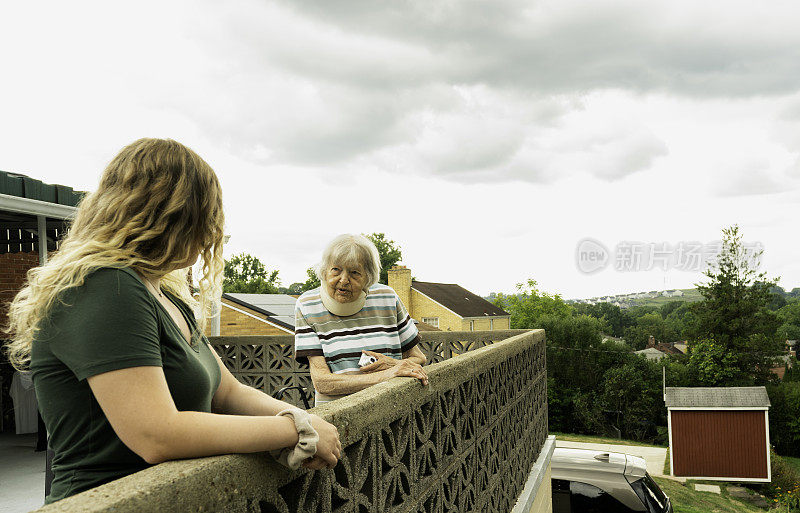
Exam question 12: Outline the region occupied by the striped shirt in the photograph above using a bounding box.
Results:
[294,285,420,376]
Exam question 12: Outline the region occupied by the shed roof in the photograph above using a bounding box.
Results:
[411,281,509,318]
[665,386,771,408]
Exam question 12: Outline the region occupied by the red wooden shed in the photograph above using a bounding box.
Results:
[666,386,771,482]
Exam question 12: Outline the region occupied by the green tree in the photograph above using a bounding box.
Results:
[777,300,800,341]
[285,282,306,295]
[769,293,788,311]
[223,253,281,294]
[687,340,741,386]
[623,312,675,350]
[364,232,403,285]
[660,300,684,318]
[663,302,696,342]
[298,267,321,293]
[766,381,800,457]
[492,279,573,329]
[599,358,664,440]
[691,225,783,384]
[541,313,631,434]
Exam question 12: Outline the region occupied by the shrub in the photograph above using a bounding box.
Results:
[764,451,800,510]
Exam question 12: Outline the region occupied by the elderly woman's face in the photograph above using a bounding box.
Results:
[325,263,366,303]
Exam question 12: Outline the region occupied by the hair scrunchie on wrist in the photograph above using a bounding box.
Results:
[270,408,319,470]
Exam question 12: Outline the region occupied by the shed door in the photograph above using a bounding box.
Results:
[671,410,767,479]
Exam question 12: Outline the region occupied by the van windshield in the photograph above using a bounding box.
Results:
[627,473,668,513]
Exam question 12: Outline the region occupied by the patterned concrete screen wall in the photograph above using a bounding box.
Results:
[31,330,547,513]
[210,330,530,408]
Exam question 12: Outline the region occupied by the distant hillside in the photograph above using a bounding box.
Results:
[567,288,703,309]
[631,288,703,308]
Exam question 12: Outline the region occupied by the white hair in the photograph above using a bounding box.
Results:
[315,234,381,291]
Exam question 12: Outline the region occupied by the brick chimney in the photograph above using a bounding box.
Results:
[647,335,656,348]
[388,265,412,312]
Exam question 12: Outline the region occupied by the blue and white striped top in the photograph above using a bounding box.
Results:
[294,285,420,376]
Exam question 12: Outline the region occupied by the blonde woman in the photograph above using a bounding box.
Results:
[4,139,341,504]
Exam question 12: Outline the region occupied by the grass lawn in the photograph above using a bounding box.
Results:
[653,478,763,513]
[664,448,671,475]
[784,455,800,475]
[551,432,667,448]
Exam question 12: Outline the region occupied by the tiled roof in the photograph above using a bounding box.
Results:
[664,387,771,408]
[411,281,510,318]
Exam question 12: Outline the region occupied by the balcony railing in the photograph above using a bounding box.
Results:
[32,330,547,513]
[210,330,532,408]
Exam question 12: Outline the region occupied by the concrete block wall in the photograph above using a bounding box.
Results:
[30,330,549,513]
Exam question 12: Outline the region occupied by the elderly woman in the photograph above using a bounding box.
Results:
[295,234,429,405]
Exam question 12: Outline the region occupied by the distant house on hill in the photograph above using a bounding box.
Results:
[209,293,296,336]
[388,266,510,332]
[635,347,667,361]
[770,354,795,380]
[662,289,685,298]
[636,335,686,359]
[636,336,685,360]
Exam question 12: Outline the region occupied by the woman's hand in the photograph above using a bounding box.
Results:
[302,414,342,470]
[382,359,429,386]
[358,350,401,373]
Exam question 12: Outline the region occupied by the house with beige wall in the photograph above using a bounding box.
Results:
[388,265,511,331]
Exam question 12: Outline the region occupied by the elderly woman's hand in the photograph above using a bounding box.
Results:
[381,360,429,386]
[358,350,400,373]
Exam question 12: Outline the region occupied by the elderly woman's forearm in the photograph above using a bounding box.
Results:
[313,371,387,396]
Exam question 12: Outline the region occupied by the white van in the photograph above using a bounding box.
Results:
[552,448,673,513]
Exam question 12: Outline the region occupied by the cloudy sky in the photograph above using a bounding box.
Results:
[1,0,798,298]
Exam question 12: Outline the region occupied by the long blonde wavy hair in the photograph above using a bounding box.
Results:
[4,138,225,370]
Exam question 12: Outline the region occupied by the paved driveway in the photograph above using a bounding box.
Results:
[555,439,669,477]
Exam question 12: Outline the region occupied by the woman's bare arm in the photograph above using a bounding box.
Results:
[87,366,341,466]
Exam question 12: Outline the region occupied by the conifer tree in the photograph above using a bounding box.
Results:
[691,225,782,384]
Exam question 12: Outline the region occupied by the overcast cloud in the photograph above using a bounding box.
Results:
[0,0,798,297]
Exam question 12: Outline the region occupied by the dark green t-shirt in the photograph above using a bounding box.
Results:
[30,267,221,504]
